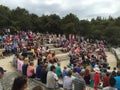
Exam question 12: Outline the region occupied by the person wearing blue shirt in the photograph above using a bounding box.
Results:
[62,66,67,78]
[36,62,43,80]
[76,65,81,74]
[114,71,120,90]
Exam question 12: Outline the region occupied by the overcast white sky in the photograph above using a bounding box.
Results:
[0,0,120,19]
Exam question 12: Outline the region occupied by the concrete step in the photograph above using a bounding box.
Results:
[2,72,42,90]
[45,44,55,49]
[57,56,70,61]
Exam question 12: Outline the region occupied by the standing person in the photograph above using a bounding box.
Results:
[46,65,58,90]
[72,68,79,78]
[94,68,101,90]
[52,52,58,62]
[84,69,90,85]
[62,66,67,78]
[37,57,42,66]
[17,56,23,72]
[22,58,29,76]
[103,72,110,87]
[56,63,62,78]
[12,54,18,68]
[36,62,43,80]
[27,61,35,78]
[73,72,86,90]
[113,67,117,73]
[11,76,28,90]
[0,67,6,90]
[90,68,95,87]
[114,71,120,90]
[63,70,73,90]
[40,64,48,84]
[47,51,52,62]
[76,64,81,74]
[47,60,54,71]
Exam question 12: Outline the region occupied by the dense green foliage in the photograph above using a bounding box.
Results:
[0,5,120,46]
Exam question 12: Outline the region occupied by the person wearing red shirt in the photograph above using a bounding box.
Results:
[94,68,100,90]
[103,72,110,87]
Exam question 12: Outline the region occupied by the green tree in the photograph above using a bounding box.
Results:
[0,5,11,29]
[11,7,31,31]
[61,13,80,34]
[105,26,120,46]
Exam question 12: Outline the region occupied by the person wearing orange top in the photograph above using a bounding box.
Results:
[47,52,52,61]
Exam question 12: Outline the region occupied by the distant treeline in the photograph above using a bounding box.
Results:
[0,5,120,46]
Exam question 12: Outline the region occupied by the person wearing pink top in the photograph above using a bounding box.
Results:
[27,62,35,78]
[17,58,23,72]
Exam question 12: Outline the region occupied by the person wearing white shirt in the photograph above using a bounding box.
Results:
[63,70,74,90]
[47,65,58,90]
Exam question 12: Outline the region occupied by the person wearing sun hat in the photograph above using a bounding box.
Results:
[0,67,6,90]
[94,67,101,90]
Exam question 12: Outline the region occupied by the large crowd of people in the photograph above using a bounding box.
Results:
[0,30,120,90]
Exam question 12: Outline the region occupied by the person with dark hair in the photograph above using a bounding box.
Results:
[46,65,58,90]
[27,61,35,78]
[47,60,54,71]
[103,77,117,90]
[114,71,120,90]
[110,71,117,78]
[32,86,43,90]
[107,66,112,73]
[36,61,43,80]
[84,69,90,84]
[11,76,28,90]
[110,67,117,78]
[37,57,42,66]
[73,72,86,90]
[56,63,62,77]
[103,72,110,87]
[62,66,67,78]
[113,67,117,73]
[52,52,58,62]
[17,56,23,72]
[40,64,48,84]
[72,68,79,78]
[76,64,81,74]
[0,67,6,90]
[22,58,29,76]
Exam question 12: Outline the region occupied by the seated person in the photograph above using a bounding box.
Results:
[0,51,3,58]
[27,61,35,78]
